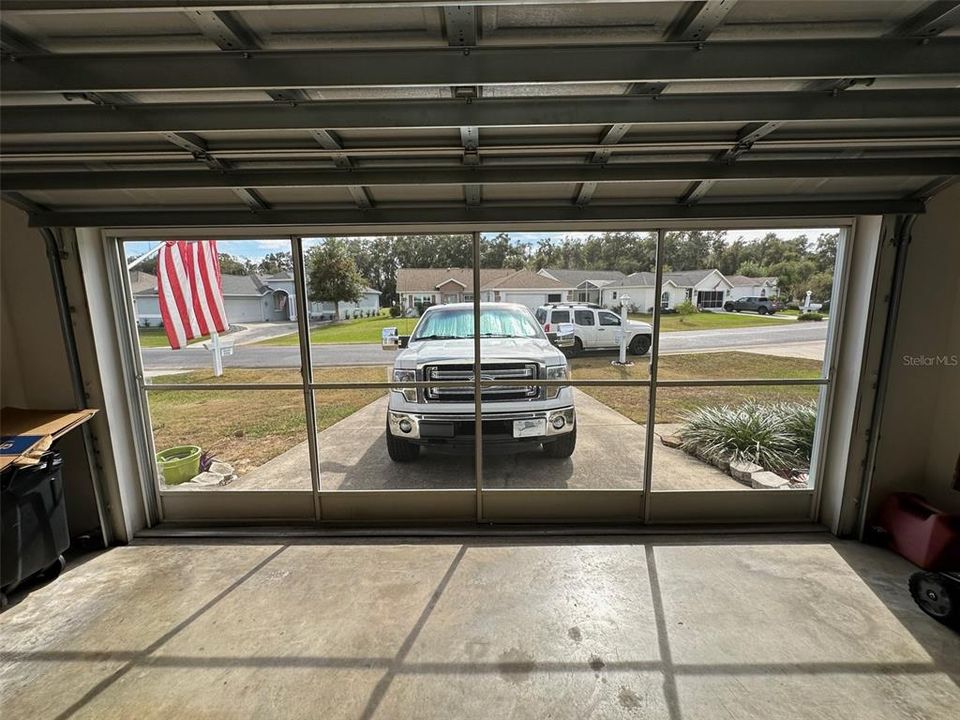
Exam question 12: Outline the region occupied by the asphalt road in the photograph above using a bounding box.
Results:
[141,322,829,371]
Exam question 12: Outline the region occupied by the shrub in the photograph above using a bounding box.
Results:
[679,400,817,472]
[797,312,824,322]
[389,306,402,318]
[675,299,698,316]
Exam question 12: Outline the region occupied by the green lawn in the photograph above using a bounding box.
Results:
[258,313,417,346]
[149,352,819,478]
[629,311,794,332]
[573,352,822,425]
[138,328,206,348]
[257,307,794,347]
[150,366,386,477]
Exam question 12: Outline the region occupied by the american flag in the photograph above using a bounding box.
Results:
[157,240,229,350]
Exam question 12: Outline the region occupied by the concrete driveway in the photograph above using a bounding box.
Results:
[226,390,741,492]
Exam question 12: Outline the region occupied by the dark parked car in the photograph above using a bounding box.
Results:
[724,296,782,315]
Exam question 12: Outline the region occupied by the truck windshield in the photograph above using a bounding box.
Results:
[412,307,545,341]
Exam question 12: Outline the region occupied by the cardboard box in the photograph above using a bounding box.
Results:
[0,407,98,472]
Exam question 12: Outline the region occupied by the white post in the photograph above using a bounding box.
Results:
[210,330,224,377]
[618,294,631,365]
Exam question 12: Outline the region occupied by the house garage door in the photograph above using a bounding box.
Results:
[224,297,265,323]
[503,292,547,310]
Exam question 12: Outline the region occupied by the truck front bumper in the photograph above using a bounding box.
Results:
[388,406,575,446]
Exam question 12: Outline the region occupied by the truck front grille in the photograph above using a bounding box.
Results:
[423,363,540,402]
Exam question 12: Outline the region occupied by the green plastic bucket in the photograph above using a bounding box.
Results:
[156,445,201,485]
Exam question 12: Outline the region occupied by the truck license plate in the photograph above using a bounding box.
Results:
[513,418,546,438]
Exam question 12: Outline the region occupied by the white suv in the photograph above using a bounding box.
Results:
[535,304,652,356]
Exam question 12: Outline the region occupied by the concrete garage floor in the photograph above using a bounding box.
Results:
[227,391,741,491]
[1,536,957,719]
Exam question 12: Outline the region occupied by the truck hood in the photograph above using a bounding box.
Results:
[625,319,652,333]
[396,336,565,368]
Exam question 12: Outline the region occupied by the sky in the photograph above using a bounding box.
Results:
[125,228,838,264]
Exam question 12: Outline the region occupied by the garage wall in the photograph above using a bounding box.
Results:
[0,206,102,539]
[869,184,960,516]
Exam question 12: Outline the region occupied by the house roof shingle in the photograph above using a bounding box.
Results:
[726,275,778,287]
[538,268,627,286]
[397,267,512,293]
[132,272,268,297]
[397,267,564,292]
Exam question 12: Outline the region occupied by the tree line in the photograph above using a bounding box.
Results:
[128,231,839,308]
[307,231,839,305]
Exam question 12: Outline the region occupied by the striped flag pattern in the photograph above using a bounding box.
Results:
[157,240,229,350]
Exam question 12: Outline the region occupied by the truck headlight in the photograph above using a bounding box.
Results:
[545,364,570,399]
[392,369,417,402]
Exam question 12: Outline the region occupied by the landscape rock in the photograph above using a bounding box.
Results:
[660,434,683,449]
[751,471,790,489]
[189,471,229,486]
[712,454,732,472]
[729,460,762,483]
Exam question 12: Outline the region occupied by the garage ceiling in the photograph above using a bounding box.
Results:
[1,0,959,228]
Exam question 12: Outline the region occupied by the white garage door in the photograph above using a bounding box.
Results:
[503,292,548,310]
[223,296,265,323]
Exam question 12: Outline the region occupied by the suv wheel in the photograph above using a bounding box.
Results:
[386,423,420,462]
[571,337,584,357]
[629,335,651,356]
[724,302,734,312]
[543,426,576,459]
[757,306,768,315]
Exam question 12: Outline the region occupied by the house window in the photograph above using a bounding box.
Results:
[611,291,618,300]
[760,288,766,297]
[547,293,562,303]
[661,291,670,308]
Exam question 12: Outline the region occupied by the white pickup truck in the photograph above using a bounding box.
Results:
[382,303,577,462]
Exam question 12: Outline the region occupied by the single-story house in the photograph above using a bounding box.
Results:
[397,267,566,311]
[726,275,780,300]
[536,268,629,305]
[131,271,380,326]
[602,269,735,311]
[398,266,777,314]
[263,272,381,320]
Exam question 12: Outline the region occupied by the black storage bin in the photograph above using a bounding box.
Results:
[1,451,70,594]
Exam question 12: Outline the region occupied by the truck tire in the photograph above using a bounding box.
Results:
[629,335,651,356]
[543,427,576,458]
[386,425,420,462]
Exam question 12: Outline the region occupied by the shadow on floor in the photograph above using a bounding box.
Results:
[2,534,956,720]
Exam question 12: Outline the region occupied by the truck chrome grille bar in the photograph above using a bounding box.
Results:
[422,362,540,402]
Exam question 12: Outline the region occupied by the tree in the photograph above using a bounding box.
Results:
[257,251,293,275]
[814,232,839,273]
[305,240,365,320]
[218,253,253,275]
